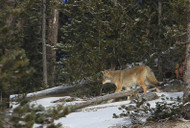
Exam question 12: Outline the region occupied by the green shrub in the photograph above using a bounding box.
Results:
[11,103,73,127]
[113,96,187,124]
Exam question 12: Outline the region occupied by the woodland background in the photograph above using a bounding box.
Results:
[0,0,188,108]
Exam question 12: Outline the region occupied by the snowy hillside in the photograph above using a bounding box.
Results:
[28,92,184,128]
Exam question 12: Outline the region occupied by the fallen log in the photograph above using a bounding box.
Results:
[74,88,141,110]
[26,85,73,98]
[11,85,75,103]
[12,78,99,102]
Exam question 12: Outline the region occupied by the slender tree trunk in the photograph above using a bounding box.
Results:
[184,0,190,102]
[183,0,190,120]
[42,0,48,87]
[158,0,161,26]
[157,0,163,80]
[0,91,2,110]
[47,2,59,87]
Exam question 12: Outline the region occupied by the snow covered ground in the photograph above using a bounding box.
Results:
[29,92,183,128]
[54,105,130,128]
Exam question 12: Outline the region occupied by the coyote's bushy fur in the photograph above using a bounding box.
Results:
[102,66,160,94]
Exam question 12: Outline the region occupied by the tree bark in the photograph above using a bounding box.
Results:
[184,0,190,102]
[74,88,139,110]
[158,0,162,26]
[183,0,190,120]
[157,0,163,80]
[17,84,139,108]
[42,0,48,87]
[26,85,73,100]
[11,85,74,103]
[47,2,59,87]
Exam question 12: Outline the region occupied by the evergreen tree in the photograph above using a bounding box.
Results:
[20,0,44,90]
[56,0,187,84]
[0,0,34,108]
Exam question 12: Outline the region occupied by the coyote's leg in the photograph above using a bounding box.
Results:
[138,79,147,94]
[108,82,122,103]
[114,85,122,93]
[126,87,131,100]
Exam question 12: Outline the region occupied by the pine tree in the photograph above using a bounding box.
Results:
[0,0,34,108]
[19,0,45,90]
[55,0,187,84]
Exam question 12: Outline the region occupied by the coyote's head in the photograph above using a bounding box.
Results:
[101,70,113,84]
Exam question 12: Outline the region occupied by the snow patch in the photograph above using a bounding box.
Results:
[54,107,131,128]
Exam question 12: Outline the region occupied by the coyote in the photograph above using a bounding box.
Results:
[102,66,160,95]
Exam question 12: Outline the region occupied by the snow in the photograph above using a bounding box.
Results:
[55,107,130,128]
[29,92,184,128]
[33,123,42,128]
[30,97,65,108]
[148,92,183,108]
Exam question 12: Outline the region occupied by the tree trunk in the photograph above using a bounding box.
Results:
[15,78,98,102]
[184,0,190,102]
[12,85,75,104]
[74,88,139,110]
[183,0,190,120]
[25,85,73,100]
[157,0,163,80]
[42,0,48,87]
[158,0,161,26]
[47,2,59,87]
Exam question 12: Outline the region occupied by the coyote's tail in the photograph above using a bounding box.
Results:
[146,66,159,85]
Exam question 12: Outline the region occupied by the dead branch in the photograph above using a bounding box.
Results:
[74,88,140,110]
